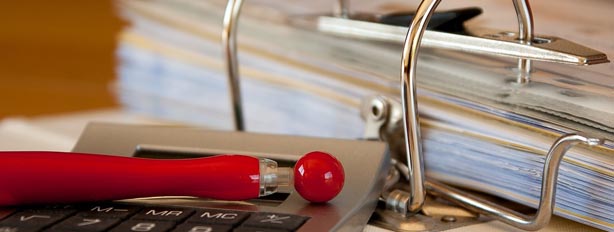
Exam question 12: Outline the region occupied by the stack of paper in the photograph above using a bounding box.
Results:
[115,0,614,230]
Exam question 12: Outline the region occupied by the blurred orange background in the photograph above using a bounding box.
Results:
[0,0,123,118]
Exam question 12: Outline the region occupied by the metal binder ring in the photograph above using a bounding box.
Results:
[222,0,245,131]
[513,0,535,83]
[401,0,604,230]
[399,0,441,215]
[400,0,536,215]
[335,0,350,18]
[223,0,356,130]
[426,134,604,230]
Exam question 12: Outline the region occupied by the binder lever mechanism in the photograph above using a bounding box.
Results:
[317,0,609,83]
[369,0,608,230]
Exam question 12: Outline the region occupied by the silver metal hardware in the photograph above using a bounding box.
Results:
[426,134,605,231]
[372,157,484,231]
[441,215,457,223]
[361,95,607,230]
[361,95,403,140]
[401,0,545,219]
[399,0,442,215]
[513,0,534,83]
[222,0,245,131]
[316,17,609,66]
[334,0,349,18]
[379,159,410,215]
[396,0,540,215]
[369,200,483,232]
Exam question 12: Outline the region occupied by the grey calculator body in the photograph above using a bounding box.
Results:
[71,123,390,231]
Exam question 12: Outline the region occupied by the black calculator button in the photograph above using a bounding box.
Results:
[77,205,141,219]
[172,223,232,232]
[23,205,76,215]
[186,209,249,225]
[132,207,194,222]
[50,216,121,231]
[109,220,175,232]
[232,226,288,232]
[10,210,74,219]
[0,226,40,232]
[0,211,69,230]
[241,213,307,231]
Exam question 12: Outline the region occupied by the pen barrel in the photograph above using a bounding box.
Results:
[0,151,261,206]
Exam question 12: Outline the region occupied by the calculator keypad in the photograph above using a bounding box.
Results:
[0,203,309,232]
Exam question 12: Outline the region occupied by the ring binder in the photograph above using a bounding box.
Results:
[400,0,608,230]
[219,0,611,229]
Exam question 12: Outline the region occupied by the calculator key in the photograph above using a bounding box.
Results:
[0,211,69,230]
[23,205,76,214]
[50,216,120,231]
[232,226,288,232]
[13,209,74,219]
[109,220,175,232]
[77,205,141,219]
[0,226,40,232]
[172,223,232,232]
[186,209,249,225]
[241,213,307,231]
[132,207,194,222]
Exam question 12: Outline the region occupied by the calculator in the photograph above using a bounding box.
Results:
[0,123,389,231]
[0,202,312,232]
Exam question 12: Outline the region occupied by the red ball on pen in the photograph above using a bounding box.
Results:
[293,151,345,203]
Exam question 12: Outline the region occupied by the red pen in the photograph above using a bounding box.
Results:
[0,151,344,206]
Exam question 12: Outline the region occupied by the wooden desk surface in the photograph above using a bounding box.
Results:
[0,0,123,118]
